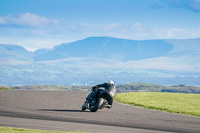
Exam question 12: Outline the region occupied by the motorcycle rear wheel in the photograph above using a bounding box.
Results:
[90,98,104,112]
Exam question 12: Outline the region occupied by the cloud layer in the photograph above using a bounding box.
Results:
[0,13,59,27]
[0,11,200,51]
[155,0,200,12]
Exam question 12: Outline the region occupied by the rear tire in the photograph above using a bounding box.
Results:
[90,98,104,112]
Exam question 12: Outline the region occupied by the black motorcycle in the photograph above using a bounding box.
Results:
[81,88,116,112]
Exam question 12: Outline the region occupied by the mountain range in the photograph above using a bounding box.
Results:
[1,37,200,86]
[33,37,173,61]
[1,37,174,62]
[1,37,200,71]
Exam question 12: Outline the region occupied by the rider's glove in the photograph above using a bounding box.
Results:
[92,86,97,91]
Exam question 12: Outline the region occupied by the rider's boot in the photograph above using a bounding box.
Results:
[105,104,112,109]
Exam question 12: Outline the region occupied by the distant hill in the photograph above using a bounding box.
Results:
[33,37,173,61]
[116,83,200,93]
[12,83,200,94]
[0,44,33,62]
[13,85,91,91]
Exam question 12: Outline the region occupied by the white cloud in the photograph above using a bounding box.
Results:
[153,28,189,39]
[0,17,7,24]
[1,15,200,52]
[130,23,144,32]
[0,13,60,27]
[190,0,200,12]
[80,23,89,28]
[17,39,64,51]
[167,28,186,38]
[103,23,119,31]
[67,22,200,40]
[158,0,200,12]
[0,35,65,52]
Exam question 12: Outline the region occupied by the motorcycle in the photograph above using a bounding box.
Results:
[81,88,116,112]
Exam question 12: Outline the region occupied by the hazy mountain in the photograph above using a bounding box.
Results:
[0,44,33,65]
[0,44,33,60]
[1,37,200,70]
[1,37,200,86]
[33,37,173,61]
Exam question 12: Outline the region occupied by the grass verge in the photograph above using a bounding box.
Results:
[115,92,200,117]
[0,127,89,133]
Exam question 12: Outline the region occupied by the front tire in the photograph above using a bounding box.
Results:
[90,98,104,112]
[81,103,87,111]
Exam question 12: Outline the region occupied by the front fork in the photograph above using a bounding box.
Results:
[84,97,97,109]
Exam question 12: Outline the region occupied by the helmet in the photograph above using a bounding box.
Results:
[109,80,114,85]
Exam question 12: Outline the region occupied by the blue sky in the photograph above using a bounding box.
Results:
[0,0,200,51]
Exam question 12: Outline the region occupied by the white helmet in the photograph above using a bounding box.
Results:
[109,80,114,85]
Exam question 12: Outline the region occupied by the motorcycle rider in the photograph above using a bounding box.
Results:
[86,80,116,108]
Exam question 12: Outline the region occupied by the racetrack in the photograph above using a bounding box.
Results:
[0,90,200,133]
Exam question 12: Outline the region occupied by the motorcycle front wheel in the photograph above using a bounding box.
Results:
[81,102,87,111]
[90,98,104,112]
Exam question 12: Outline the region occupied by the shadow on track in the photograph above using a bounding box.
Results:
[38,109,90,112]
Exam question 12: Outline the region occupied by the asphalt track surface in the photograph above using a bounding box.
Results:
[0,90,200,133]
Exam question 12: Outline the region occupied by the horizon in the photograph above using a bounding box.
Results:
[2,36,200,52]
[0,0,200,51]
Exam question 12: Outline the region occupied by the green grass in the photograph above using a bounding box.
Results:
[0,86,15,90]
[115,92,200,117]
[0,87,9,90]
[0,127,89,133]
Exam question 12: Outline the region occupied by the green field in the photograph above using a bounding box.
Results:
[0,86,10,90]
[0,127,88,133]
[115,92,200,117]
[0,86,15,90]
